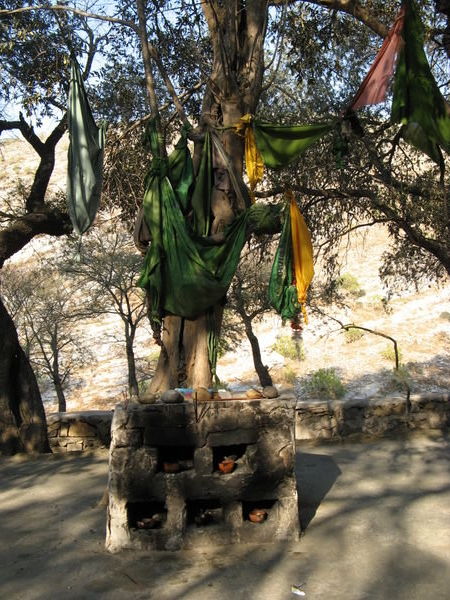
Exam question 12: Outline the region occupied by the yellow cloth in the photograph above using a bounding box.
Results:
[236,114,264,199]
[288,192,314,322]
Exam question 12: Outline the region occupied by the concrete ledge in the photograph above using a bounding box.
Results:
[295,392,449,441]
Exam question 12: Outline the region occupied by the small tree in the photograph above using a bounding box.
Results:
[226,243,275,387]
[2,263,93,412]
[62,227,148,397]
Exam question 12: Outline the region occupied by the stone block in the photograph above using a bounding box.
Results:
[194,446,213,474]
[144,426,197,446]
[112,428,142,448]
[68,421,96,437]
[206,429,258,447]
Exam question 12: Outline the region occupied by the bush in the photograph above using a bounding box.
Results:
[380,344,403,364]
[272,335,305,360]
[439,311,450,321]
[304,368,346,399]
[337,273,365,298]
[344,328,364,343]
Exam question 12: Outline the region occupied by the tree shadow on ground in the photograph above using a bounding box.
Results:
[1,436,450,600]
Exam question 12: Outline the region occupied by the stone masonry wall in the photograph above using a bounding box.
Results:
[47,411,113,452]
[46,392,449,453]
[295,393,450,441]
[106,397,299,552]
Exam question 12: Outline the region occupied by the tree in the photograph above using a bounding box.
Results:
[62,228,148,397]
[226,244,275,387]
[0,4,109,452]
[1,0,449,407]
[2,263,94,412]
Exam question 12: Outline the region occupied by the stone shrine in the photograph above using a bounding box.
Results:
[106,395,299,552]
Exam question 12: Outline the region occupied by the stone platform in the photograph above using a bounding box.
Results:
[106,397,299,552]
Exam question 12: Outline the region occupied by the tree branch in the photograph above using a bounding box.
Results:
[0,5,138,32]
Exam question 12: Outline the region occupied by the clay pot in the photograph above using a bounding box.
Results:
[248,508,267,523]
[163,461,180,473]
[218,459,235,474]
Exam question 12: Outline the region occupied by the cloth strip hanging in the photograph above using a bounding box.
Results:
[391,0,450,166]
[268,193,314,322]
[67,60,106,235]
[350,5,405,110]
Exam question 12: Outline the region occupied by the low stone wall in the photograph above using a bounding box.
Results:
[46,392,449,452]
[295,393,450,441]
[47,411,113,452]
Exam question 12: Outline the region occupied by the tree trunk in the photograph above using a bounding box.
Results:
[125,326,139,397]
[0,296,50,455]
[147,1,268,392]
[242,316,273,387]
[54,379,67,413]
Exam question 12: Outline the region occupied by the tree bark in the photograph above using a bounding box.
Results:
[125,326,139,397]
[0,296,50,455]
[242,316,273,387]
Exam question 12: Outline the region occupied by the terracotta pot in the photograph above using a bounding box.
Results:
[248,508,267,523]
[218,459,235,474]
[163,462,180,473]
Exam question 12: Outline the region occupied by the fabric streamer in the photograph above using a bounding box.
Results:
[67,60,106,234]
[391,0,450,166]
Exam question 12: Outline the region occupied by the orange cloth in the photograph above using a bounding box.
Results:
[288,192,314,323]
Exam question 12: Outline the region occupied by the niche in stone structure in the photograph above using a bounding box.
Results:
[127,500,167,530]
[157,445,195,473]
[186,498,223,528]
[212,443,248,473]
[242,499,278,523]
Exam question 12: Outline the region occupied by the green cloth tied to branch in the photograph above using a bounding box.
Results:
[138,122,250,322]
[67,60,106,234]
[253,121,334,169]
[268,203,300,321]
[391,0,450,166]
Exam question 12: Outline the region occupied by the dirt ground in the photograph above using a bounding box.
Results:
[1,433,450,600]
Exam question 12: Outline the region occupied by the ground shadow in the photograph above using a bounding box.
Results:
[295,448,341,530]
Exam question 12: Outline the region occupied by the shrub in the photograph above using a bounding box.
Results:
[380,344,403,364]
[344,328,364,343]
[439,311,450,321]
[272,335,305,360]
[304,368,346,399]
[337,273,365,298]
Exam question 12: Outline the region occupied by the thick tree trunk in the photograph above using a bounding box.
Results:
[148,1,268,392]
[0,296,50,455]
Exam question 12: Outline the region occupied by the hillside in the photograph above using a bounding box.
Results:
[1,135,449,413]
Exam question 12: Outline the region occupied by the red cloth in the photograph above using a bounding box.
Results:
[351,6,405,110]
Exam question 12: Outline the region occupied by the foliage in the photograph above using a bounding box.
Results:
[1,261,93,410]
[380,344,403,364]
[303,368,346,399]
[337,273,365,298]
[344,328,365,344]
[272,334,305,361]
[279,365,298,385]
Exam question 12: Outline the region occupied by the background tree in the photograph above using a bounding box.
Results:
[2,263,94,412]
[62,228,148,397]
